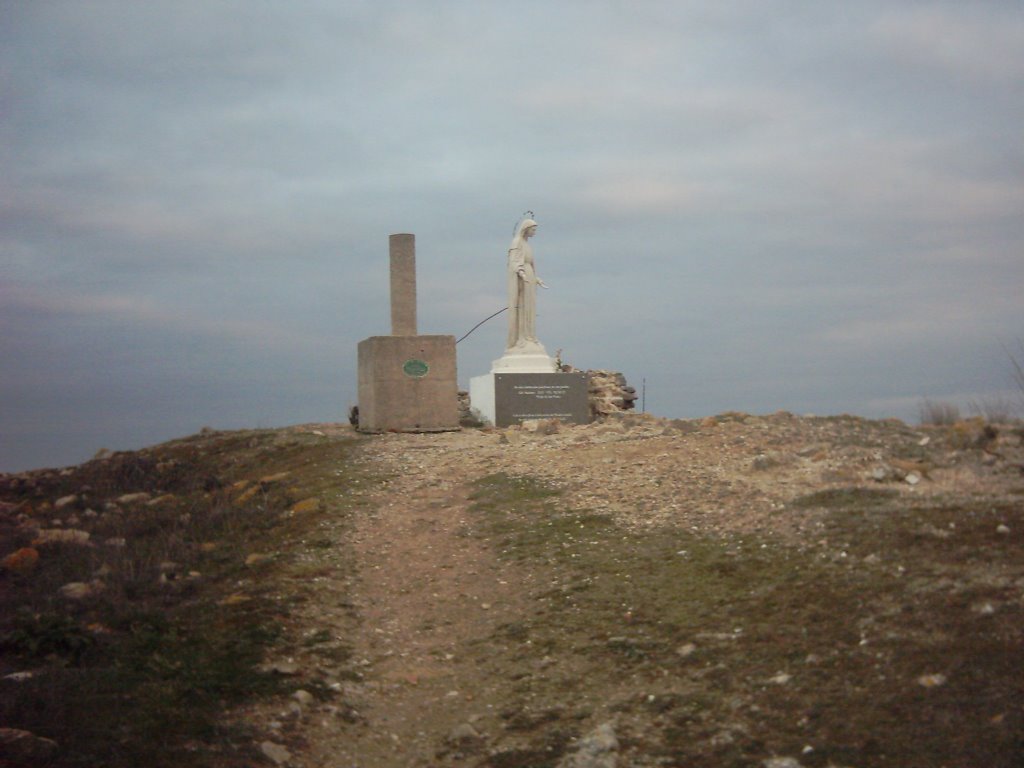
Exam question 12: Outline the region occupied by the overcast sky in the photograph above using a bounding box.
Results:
[2,1,1023,472]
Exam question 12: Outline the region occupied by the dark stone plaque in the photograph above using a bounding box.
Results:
[494,372,589,428]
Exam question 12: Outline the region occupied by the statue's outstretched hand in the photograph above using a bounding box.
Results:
[537,279,549,289]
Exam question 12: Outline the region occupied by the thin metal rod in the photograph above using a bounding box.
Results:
[456,306,508,344]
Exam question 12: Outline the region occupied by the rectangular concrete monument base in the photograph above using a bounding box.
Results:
[358,335,459,432]
[470,372,589,428]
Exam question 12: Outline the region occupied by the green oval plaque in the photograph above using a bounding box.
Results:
[402,359,429,378]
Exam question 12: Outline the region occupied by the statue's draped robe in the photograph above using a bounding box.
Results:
[506,239,538,349]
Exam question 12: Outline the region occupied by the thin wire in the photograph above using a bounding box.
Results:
[456,306,508,344]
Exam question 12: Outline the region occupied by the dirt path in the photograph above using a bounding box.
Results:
[276,434,550,768]
[329,446,534,767]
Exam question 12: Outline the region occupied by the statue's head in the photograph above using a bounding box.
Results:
[519,218,538,238]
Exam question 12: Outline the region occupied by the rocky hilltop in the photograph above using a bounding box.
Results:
[1,413,1023,767]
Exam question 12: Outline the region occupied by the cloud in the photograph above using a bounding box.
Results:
[871,6,1024,81]
[3,283,328,352]
[802,138,1024,225]
[580,177,704,214]
[815,290,1021,350]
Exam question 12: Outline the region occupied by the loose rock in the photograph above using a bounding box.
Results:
[917,673,948,688]
[0,728,59,762]
[2,547,40,575]
[446,722,483,748]
[558,722,618,768]
[33,528,91,546]
[260,740,291,765]
[116,492,151,504]
[59,580,104,600]
[289,498,321,515]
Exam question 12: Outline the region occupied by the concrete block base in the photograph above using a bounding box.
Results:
[357,335,459,432]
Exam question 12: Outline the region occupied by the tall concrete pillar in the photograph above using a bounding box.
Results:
[357,232,458,433]
[389,233,417,336]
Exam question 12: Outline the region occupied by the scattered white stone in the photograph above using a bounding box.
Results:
[447,722,482,745]
[260,740,291,765]
[292,689,314,706]
[558,722,618,768]
[55,494,77,509]
[3,671,35,682]
[917,673,947,688]
[972,602,996,615]
[918,436,931,446]
[905,472,921,486]
[116,492,151,504]
[0,728,59,762]
[921,524,951,539]
[763,758,803,768]
[35,528,90,545]
[59,580,104,600]
[675,643,697,657]
[768,672,792,685]
[996,524,1010,535]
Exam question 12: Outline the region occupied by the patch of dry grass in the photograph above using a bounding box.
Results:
[0,428,359,767]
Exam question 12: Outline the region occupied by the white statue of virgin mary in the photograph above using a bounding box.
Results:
[506,218,547,350]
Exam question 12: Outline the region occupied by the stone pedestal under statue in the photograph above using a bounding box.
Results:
[470,369,588,428]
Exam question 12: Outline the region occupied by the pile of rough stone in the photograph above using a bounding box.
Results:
[580,369,638,418]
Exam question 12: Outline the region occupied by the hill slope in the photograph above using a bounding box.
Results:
[2,413,1023,767]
